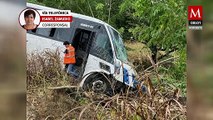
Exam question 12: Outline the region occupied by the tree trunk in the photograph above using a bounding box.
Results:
[108,0,112,23]
[150,45,158,63]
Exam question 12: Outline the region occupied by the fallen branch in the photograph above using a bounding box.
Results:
[48,86,78,90]
[144,56,179,73]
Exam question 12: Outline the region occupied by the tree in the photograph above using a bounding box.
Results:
[120,0,186,63]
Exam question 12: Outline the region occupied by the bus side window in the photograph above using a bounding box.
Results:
[33,28,56,37]
[55,28,72,42]
[36,28,52,36]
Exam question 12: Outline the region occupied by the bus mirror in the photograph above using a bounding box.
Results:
[115,60,121,68]
[115,60,121,74]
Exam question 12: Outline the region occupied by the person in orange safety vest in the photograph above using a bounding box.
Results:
[63,41,78,77]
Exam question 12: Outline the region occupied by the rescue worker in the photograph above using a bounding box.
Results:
[63,41,78,77]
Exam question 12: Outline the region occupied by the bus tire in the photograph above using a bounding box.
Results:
[83,74,113,96]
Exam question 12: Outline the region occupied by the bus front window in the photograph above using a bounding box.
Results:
[108,26,128,62]
[90,27,114,64]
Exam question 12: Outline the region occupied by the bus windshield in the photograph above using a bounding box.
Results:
[108,26,128,62]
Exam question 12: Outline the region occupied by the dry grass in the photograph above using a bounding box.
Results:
[27,46,186,120]
[125,42,152,71]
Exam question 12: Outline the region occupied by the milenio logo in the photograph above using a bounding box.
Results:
[188,6,203,30]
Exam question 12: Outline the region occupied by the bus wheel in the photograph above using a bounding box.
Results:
[83,74,112,95]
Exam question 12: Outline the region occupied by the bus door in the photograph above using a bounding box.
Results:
[72,28,96,77]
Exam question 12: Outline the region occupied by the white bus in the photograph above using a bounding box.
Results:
[26,3,138,94]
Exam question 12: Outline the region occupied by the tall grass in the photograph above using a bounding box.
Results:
[27,48,186,120]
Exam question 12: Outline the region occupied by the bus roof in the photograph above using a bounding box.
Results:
[27,3,107,26]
